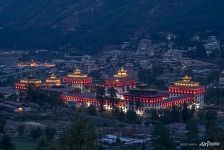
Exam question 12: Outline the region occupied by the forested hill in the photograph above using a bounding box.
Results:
[0,0,223,53]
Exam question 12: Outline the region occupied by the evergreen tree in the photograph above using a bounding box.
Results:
[18,124,25,136]
[36,139,49,150]
[0,135,14,150]
[45,127,56,141]
[181,103,190,123]
[59,118,98,150]
[170,105,180,123]
[30,127,42,139]
[0,117,6,134]
[151,124,175,150]
[107,87,118,113]
[126,110,137,123]
[204,110,219,141]
[87,105,97,115]
[185,119,198,142]
[26,83,36,101]
[96,86,106,112]
[147,109,158,120]
[113,107,125,121]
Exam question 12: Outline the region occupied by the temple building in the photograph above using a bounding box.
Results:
[17,60,55,68]
[15,75,42,92]
[61,91,125,110]
[105,67,136,99]
[61,92,96,107]
[161,96,193,108]
[61,75,206,115]
[123,83,200,114]
[62,69,92,90]
[45,74,61,87]
[123,84,169,114]
[169,75,205,108]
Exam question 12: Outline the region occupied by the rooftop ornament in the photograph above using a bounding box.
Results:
[182,75,192,82]
[68,68,88,78]
[114,67,128,78]
[174,75,199,87]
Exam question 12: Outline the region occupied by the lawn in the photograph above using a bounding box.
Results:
[13,138,38,150]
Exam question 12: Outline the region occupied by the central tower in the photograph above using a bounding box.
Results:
[105,67,136,99]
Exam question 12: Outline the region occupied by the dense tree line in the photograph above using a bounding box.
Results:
[36,118,98,150]
[137,67,165,89]
[26,85,63,106]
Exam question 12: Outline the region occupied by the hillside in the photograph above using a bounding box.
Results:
[0,0,223,53]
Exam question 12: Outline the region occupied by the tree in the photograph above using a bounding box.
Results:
[181,103,190,123]
[87,105,97,115]
[107,87,118,113]
[0,93,5,99]
[0,124,4,134]
[147,109,158,120]
[6,94,17,101]
[96,86,106,112]
[151,124,175,150]
[35,139,49,150]
[137,69,156,87]
[204,110,219,141]
[170,105,180,123]
[30,127,42,139]
[58,118,98,150]
[26,83,36,101]
[0,117,6,134]
[0,135,14,150]
[204,110,217,121]
[137,67,163,88]
[45,127,56,141]
[190,105,196,120]
[113,107,125,121]
[26,84,62,106]
[18,124,25,136]
[126,110,137,123]
[185,119,198,142]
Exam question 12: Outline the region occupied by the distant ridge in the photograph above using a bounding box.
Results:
[0,0,223,53]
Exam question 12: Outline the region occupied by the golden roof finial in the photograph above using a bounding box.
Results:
[74,68,81,74]
[68,68,87,78]
[182,74,192,82]
[50,73,56,79]
[46,73,61,86]
[174,74,200,87]
[114,67,128,78]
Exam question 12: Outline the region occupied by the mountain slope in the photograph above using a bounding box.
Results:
[0,0,223,53]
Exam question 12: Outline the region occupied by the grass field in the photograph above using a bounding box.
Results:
[13,138,38,150]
